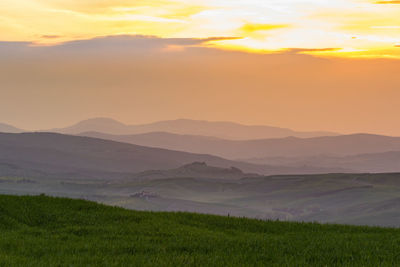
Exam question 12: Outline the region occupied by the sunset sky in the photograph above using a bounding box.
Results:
[2,0,400,57]
[1,0,400,134]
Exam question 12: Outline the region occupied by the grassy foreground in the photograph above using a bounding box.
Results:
[1,195,400,266]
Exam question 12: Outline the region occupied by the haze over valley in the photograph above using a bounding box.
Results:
[3,117,398,174]
[3,117,400,175]
[2,118,400,227]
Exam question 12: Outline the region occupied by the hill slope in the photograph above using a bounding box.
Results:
[247,151,400,173]
[0,123,24,133]
[1,194,399,266]
[81,131,400,159]
[50,117,337,139]
[80,132,400,171]
[0,132,336,179]
[2,171,400,226]
[131,162,259,180]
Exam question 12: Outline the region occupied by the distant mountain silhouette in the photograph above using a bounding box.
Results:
[80,131,400,159]
[0,132,341,180]
[47,118,127,135]
[0,123,24,133]
[48,117,337,139]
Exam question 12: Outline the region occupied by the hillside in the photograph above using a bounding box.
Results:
[247,151,400,173]
[49,117,337,139]
[0,132,337,179]
[80,131,400,172]
[1,194,399,266]
[131,162,259,180]
[0,123,24,133]
[80,131,400,159]
[3,171,400,226]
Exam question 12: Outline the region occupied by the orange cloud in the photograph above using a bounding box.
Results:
[1,0,400,58]
[240,23,289,33]
[237,23,290,41]
[375,1,400,3]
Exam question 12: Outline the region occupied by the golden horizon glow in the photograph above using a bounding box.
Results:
[1,0,400,57]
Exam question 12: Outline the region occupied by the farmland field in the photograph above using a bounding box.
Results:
[1,194,400,266]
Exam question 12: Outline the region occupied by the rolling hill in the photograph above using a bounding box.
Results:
[48,117,337,139]
[0,132,339,180]
[0,123,24,133]
[81,131,400,159]
[247,151,400,173]
[1,194,399,266]
[130,162,259,180]
[3,169,400,226]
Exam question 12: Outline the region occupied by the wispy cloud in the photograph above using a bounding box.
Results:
[41,35,62,39]
[284,48,342,54]
[1,35,242,53]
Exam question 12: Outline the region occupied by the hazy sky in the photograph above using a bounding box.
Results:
[1,1,400,135]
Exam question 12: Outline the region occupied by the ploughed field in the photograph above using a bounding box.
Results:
[1,195,400,266]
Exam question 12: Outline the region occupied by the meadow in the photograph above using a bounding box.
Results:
[1,194,400,266]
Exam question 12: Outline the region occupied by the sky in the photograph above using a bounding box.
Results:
[2,0,400,57]
[1,0,400,134]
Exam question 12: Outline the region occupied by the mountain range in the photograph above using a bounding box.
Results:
[80,131,400,159]
[46,117,338,140]
[3,118,400,161]
[3,117,400,174]
[2,121,400,226]
[0,132,343,180]
[78,131,400,173]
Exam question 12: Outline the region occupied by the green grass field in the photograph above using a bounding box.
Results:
[1,195,400,266]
